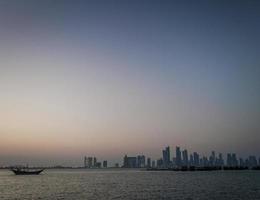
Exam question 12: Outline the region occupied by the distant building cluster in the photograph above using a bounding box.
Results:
[83,156,107,168]
[82,147,260,169]
[123,155,148,168]
[122,146,260,169]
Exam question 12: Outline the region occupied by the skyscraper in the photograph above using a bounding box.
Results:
[157,158,163,168]
[248,156,257,168]
[176,146,182,167]
[218,153,224,167]
[239,158,244,167]
[137,155,146,168]
[152,160,156,168]
[123,155,128,167]
[87,157,93,168]
[227,153,232,167]
[193,152,200,167]
[96,162,101,168]
[227,153,238,167]
[231,153,238,167]
[202,156,209,167]
[123,155,137,168]
[189,154,194,166]
[209,151,216,166]
[147,157,151,168]
[93,157,97,168]
[162,146,170,168]
[172,157,176,167]
[84,156,87,168]
[103,160,108,168]
[128,157,137,168]
[182,149,188,167]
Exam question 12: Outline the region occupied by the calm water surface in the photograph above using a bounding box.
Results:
[0,169,260,200]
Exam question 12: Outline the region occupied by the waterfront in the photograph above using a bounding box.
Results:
[0,169,260,200]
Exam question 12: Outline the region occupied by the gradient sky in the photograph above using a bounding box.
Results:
[0,0,260,166]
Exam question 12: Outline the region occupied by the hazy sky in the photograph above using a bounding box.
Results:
[0,0,260,166]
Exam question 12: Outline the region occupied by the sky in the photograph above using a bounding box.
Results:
[0,0,260,166]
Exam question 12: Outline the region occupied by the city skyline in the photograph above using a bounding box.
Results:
[0,0,260,166]
[123,145,260,169]
[1,144,260,168]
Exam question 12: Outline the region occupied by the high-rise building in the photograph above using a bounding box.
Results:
[123,155,137,168]
[202,156,209,167]
[162,146,170,168]
[172,157,176,167]
[96,162,101,168]
[193,152,200,167]
[142,155,146,167]
[232,153,238,167]
[239,158,244,167]
[137,155,146,168]
[182,149,188,166]
[87,157,93,168]
[227,153,232,167]
[128,157,137,168]
[93,157,97,167]
[248,156,257,168]
[209,151,216,166]
[147,157,151,168]
[189,154,194,166]
[245,158,249,167]
[152,160,156,168]
[84,156,87,168]
[217,153,224,167]
[137,155,141,167]
[227,153,238,167]
[123,155,127,167]
[176,146,182,167]
[162,150,166,167]
[199,158,203,166]
[103,160,108,168]
[157,158,163,168]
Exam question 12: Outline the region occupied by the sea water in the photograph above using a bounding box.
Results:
[0,169,260,200]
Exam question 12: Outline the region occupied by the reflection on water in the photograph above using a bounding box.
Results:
[0,169,260,200]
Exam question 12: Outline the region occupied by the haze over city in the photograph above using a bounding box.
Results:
[0,0,260,166]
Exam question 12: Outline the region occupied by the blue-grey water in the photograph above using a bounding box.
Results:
[0,169,260,200]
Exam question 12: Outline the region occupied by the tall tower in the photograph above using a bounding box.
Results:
[162,146,170,168]
[193,152,200,167]
[147,157,151,168]
[93,157,97,168]
[182,149,188,166]
[176,146,182,167]
[84,156,87,168]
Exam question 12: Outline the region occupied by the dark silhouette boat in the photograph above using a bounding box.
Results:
[11,167,44,175]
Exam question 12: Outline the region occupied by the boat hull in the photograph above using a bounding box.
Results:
[11,169,44,175]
